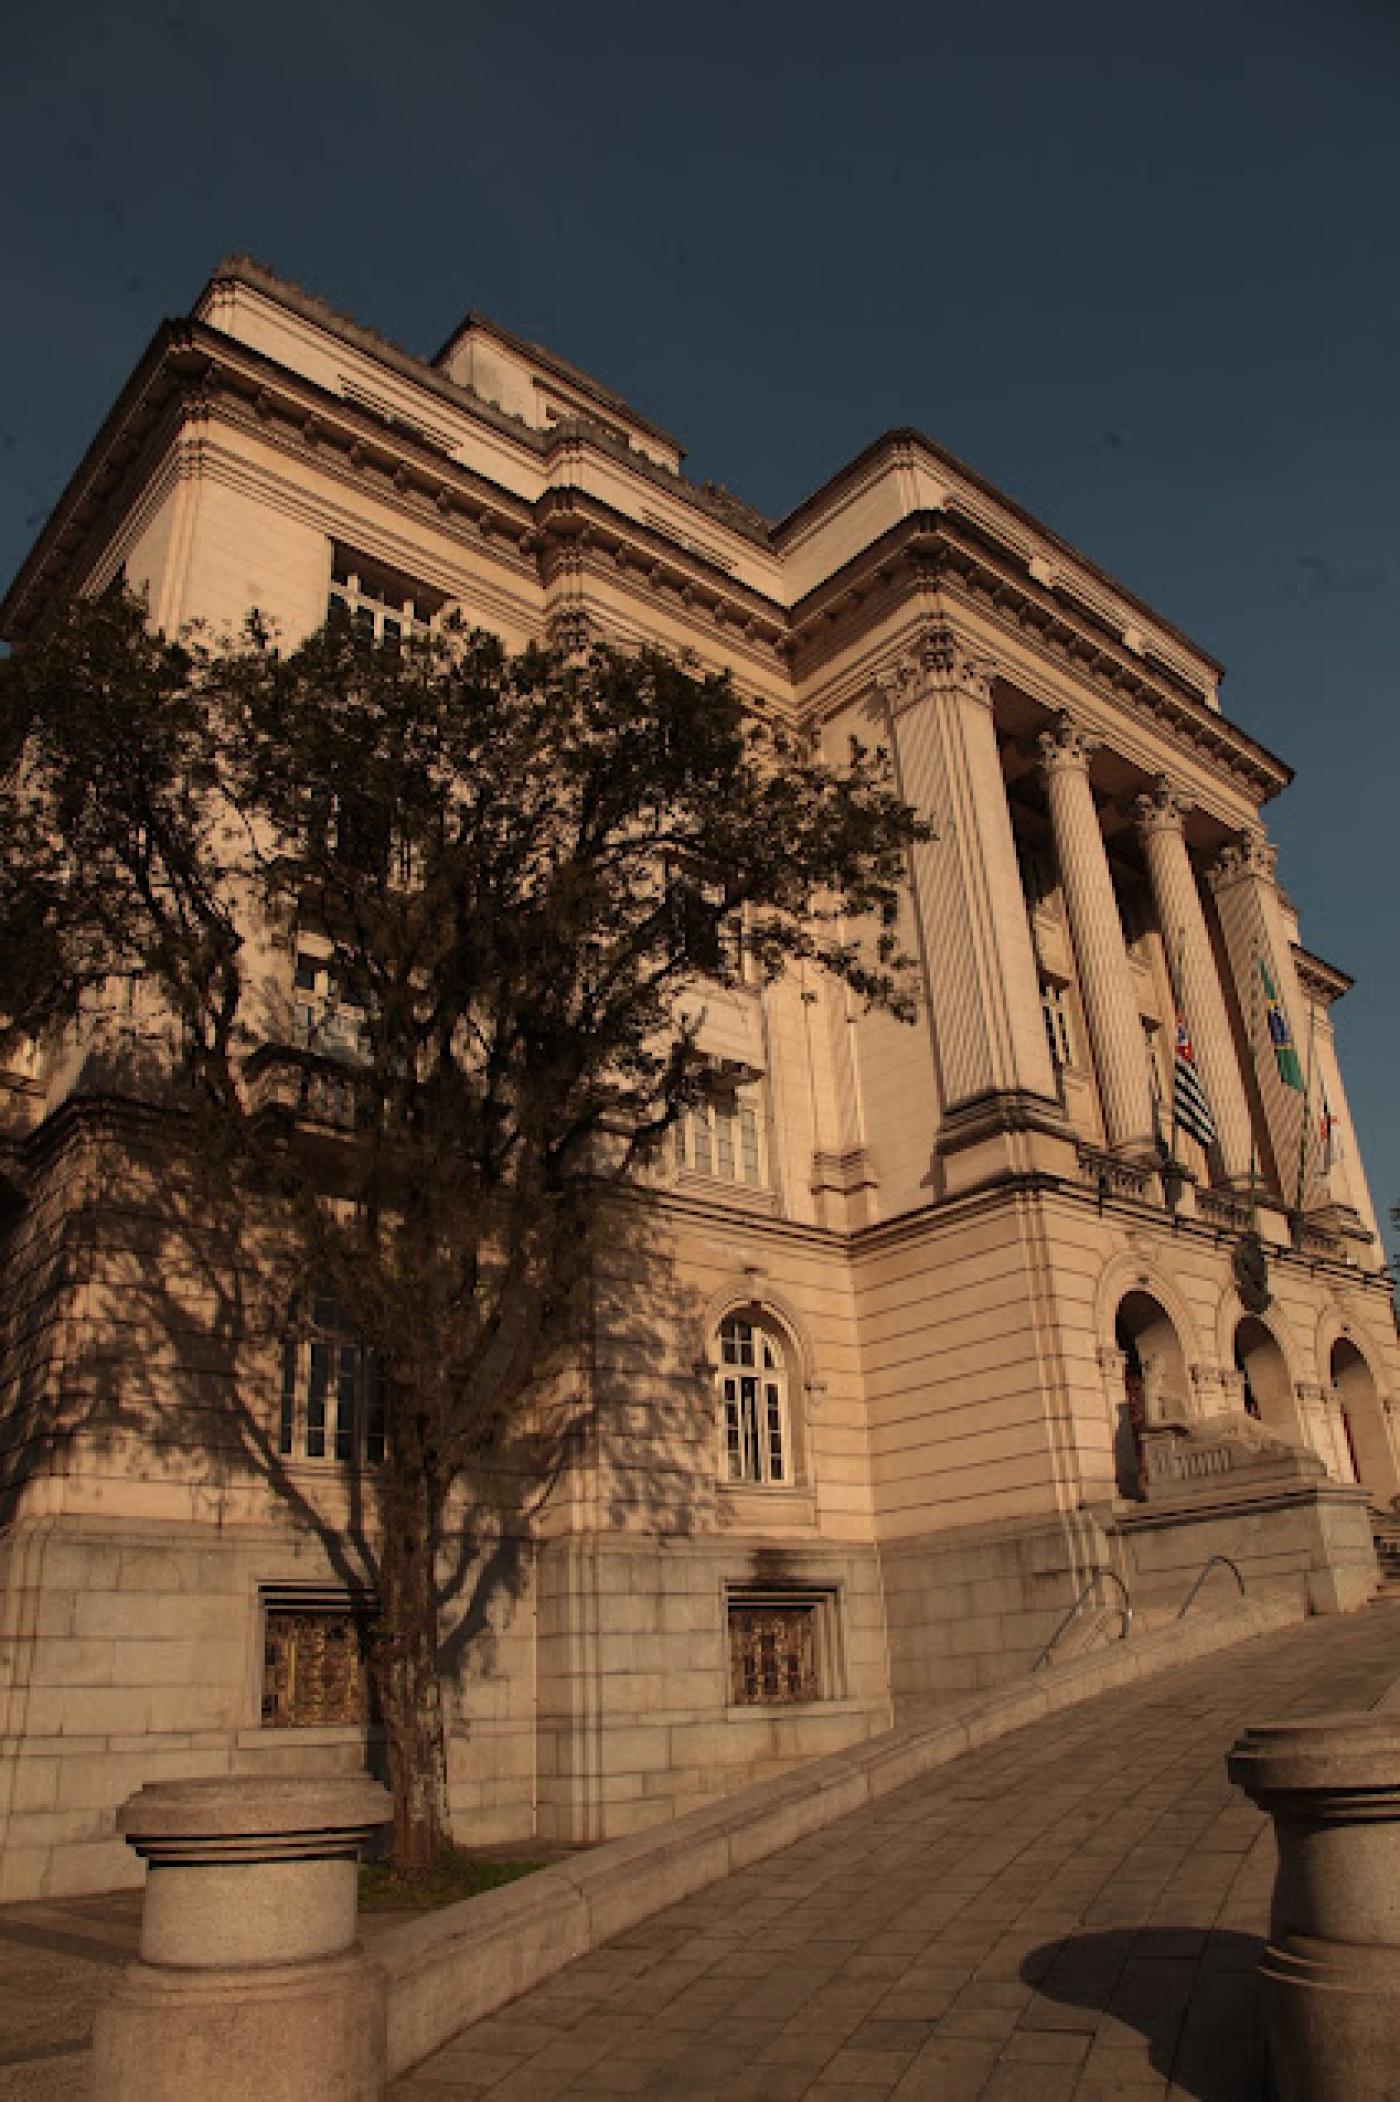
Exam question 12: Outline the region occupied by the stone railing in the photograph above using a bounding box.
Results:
[1076,1145,1154,1202]
[1196,1186,1253,1233]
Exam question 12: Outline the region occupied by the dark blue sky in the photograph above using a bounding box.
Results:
[3,0,1397,1254]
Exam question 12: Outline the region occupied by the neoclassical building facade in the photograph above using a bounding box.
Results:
[1,258,1395,1898]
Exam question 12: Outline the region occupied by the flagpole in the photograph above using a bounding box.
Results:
[1294,995,1318,1215]
[1248,947,1262,1226]
[1169,927,1182,1169]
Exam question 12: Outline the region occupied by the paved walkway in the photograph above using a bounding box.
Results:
[392,1603,1400,2101]
[0,1605,1394,2099]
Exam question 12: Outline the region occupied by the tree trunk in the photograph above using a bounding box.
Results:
[374,1452,451,1871]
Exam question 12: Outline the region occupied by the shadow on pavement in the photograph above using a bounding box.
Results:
[1022,1925,1268,2101]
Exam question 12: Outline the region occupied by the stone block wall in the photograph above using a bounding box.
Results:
[0,1514,536,1901]
[534,1532,890,1844]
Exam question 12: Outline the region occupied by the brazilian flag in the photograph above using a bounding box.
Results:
[1260,958,1305,1090]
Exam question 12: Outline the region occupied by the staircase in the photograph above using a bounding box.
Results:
[1371,1507,1400,1597]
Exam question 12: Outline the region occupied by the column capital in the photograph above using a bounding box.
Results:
[1037,714,1099,777]
[876,622,997,715]
[1208,829,1277,893]
[1135,775,1190,839]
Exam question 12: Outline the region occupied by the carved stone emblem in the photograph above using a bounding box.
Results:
[1233,1230,1272,1315]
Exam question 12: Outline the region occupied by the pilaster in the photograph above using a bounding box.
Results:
[882,623,1073,1194]
[1207,833,1315,1210]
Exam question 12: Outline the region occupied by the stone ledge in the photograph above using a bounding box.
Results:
[374,1590,1304,2079]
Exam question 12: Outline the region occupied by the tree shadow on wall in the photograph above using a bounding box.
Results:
[0,1091,709,1763]
[1021,1927,1268,2101]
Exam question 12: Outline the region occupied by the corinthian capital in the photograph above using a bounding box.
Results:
[1037,714,1099,777]
[916,622,997,708]
[1207,829,1277,893]
[1135,775,1189,839]
[874,622,997,716]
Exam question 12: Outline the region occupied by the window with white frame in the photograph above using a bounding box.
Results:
[1040,978,1075,1071]
[279,1288,387,1465]
[718,1314,789,1485]
[675,1082,765,1188]
[327,548,441,648]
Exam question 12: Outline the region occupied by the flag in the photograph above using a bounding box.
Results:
[1319,1090,1343,1172]
[1172,1015,1217,1150]
[1259,957,1305,1089]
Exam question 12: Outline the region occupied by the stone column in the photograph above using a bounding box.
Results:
[1038,719,1155,1156]
[883,623,1072,1188]
[93,1774,392,2102]
[1208,832,1313,1205]
[1135,780,1255,1184]
[1228,1715,1400,2101]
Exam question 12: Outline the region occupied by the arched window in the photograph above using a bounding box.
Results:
[718,1314,789,1485]
[278,1288,387,1465]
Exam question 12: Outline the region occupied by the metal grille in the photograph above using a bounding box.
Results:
[728,1600,819,1705]
[262,1608,371,1727]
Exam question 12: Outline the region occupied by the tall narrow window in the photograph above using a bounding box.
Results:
[1041,979,1074,1071]
[718,1314,788,1485]
[278,1290,387,1466]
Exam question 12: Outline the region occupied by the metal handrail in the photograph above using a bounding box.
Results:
[1033,1568,1132,1672]
[1177,1554,1245,1620]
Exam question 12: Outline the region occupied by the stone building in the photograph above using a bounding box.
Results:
[1,257,1396,1900]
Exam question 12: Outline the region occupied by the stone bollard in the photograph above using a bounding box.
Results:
[93,1774,393,2102]
[1227,1714,1400,2102]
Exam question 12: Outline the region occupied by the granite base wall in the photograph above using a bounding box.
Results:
[533,1532,891,1844]
[0,1515,536,1902]
[1116,1479,1379,1620]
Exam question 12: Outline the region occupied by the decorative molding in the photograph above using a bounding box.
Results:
[1134,774,1189,839]
[1037,713,1099,776]
[1208,831,1278,893]
[874,620,997,718]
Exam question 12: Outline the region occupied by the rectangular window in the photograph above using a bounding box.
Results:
[327,547,442,647]
[291,953,369,1066]
[726,1586,839,1706]
[261,1601,374,1728]
[677,1084,766,1188]
[1016,835,1053,909]
[1041,979,1074,1070]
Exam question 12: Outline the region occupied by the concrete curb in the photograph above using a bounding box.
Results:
[375,1592,1304,2078]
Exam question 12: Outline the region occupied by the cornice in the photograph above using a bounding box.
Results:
[533,489,787,659]
[1292,945,1353,1007]
[786,518,1291,806]
[775,428,1226,675]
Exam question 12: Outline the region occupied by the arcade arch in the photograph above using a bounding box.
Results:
[1232,1317,1303,1445]
[1111,1288,1190,1500]
[1329,1336,1396,1498]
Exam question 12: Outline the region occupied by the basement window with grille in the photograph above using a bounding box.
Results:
[725,1584,841,1708]
[260,1587,378,1728]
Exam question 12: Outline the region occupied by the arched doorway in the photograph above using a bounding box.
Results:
[1113,1291,1190,1499]
[1233,1318,1301,1444]
[1329,1338,1396,1499]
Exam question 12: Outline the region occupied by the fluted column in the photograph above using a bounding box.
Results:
[883,624,1061,1115]
[1039,719,1155,1156]
[1135,779,1254,1184]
